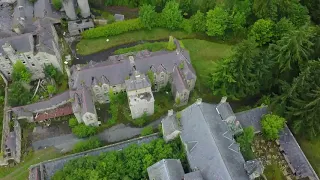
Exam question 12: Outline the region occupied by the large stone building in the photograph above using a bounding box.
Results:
[0,0,62,80]
[161,98,264,180]
[68,39,196,125]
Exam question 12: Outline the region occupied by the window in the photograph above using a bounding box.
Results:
[31,63,35,66]
[1,64,5,67]
[27,56,31,59]
[7,72,10,75]
[22,61,26,64]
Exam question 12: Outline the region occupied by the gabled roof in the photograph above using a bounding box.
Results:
[125,72,151,91]
[172,66,188,93]
[216,102,235,121]
[235,107,268,133]
[70,49,196,90]
[0,33,33,54]
[179,102,248,180]
[279,125,319,180]
[70,88,95,115]
[147,159,185,180]
[162,114,180,139]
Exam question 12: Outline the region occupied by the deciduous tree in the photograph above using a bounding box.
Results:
[139,4,157,30]
[249,19,275,46]
[261,114,286,140]
[161,1,183,30]
[12,60,32,83]
[190,10,206,33]
[206,7,229,37]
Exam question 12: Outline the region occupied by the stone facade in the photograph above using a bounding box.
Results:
[68,39,196,124]
[0,19,62,80]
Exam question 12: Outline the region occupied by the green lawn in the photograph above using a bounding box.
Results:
[76,28,202,55]
[182,39,233,102]
[0,148,62,180]
[114,42,168,54]
[297,137,320,176]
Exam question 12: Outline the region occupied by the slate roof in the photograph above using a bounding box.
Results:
[70,49,196,90]
[279,125,319,180]
[34,0,53,18]
[70,88,95,114]
[0,2,15,38]
[33,18,58,55]
[11,91,70,117]
[5,131,16,153]
[162,114,180,139]
[216,102,235,121]
[184,171,204,180]
[147,159,185,180]
[235,107,268,133]
[179,102,248,180]
[68,19,94,32]
[172,66,188,93]
[0,33,33,54]
[125,73,151,91]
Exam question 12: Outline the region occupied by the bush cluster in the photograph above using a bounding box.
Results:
[69,118,98,138]
[72,138,102,153]
[82,18,144,39]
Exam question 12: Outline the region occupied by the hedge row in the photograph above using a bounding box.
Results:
[82,18,144,39]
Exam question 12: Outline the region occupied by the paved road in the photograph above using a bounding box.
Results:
[32,118,162,152]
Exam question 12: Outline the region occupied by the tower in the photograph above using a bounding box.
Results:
[76,0,90,18]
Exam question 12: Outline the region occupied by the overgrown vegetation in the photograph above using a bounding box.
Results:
[72,138,102,153]
[52,0,62,10]
[69,118,98,138]
[114,42,167,55]
[52,138,187,180]
[77,28,199,55]
[236,127,255,160]
[141,126,154,136]
[261,114,286,140]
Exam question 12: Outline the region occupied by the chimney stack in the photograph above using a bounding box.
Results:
[76,64,81,71]
[168,109,174,116]
[196,98,202,105]
[220,97,227,104]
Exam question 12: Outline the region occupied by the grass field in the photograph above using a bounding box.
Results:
[182,39,233,102]
[0,148,62,180]
[297,137,320,176]
[76,28,203,55]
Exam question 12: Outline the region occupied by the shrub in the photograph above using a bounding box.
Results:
[236,127,255,160]
[261,114,286,140]
[72,138,101,153]
[167,36,176,50]
[82,18,144,39]
[52,0,62,10]
[72,123,97,138]
[69,117,78,128]
[190,10,206,33]
[176,111,182,119]
[141,126,154,136]
[12,60,32,83]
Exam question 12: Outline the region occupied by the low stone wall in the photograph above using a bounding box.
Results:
[14,120,21,163]
[29,133,159,180]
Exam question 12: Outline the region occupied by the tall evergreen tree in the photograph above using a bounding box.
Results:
[269,26,314,72]
[285,61,320,138]
[211,40,272,98]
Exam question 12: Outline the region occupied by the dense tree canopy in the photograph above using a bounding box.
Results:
[161,1,183,30]
[249,19,275,46]
[8,81,32,106]
[52,138,186,180]
[139,4,157,30]
[206,6,229,37]
[211,40,272,98]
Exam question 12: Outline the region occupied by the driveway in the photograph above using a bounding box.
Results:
[32,118,162,152]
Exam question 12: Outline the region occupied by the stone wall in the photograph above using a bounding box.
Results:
[29,133,159,180]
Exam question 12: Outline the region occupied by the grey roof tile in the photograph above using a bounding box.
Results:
[0,33,33,54]
[5,131,16,153]
[180,103,248,180]
[216,102,235,121]
[34,0,53,18]
[172,67,188,93]
[125,72,151,91]
[279,125,319,180]
[184,171,203,180]
[162,115,180,139]
[147,159,185,180]
[235,107,268,133]
[12,91,70,116]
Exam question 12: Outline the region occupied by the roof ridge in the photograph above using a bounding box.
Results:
[197,104,236,180]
